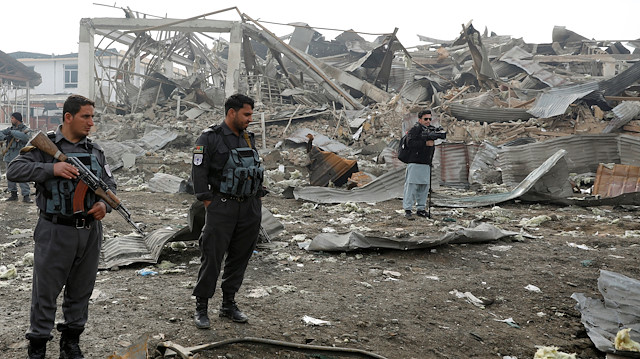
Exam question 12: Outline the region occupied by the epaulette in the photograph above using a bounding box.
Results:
[91,140,104,152]
[203,124,223,133]
[20,146,36,153]
[46,131,56,140]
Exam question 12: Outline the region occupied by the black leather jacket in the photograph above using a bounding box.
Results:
[405,123,435,165]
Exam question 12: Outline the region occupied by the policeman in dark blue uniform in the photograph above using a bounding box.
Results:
[191,93,264,329]
[7,95,116,359]
[0,112,32,202]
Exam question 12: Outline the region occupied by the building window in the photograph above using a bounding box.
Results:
[64,64,78,88]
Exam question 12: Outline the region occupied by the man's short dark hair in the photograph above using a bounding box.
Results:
[63,94,95,117]
[225,94,254,116]
[418,109,432,119]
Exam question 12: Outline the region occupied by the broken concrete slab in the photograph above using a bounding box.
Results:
[147,173,188,193]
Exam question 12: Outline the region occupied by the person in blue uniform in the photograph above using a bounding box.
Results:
[1,112,32,202]
[7,94,116,359]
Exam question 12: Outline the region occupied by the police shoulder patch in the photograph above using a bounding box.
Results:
[194,145,204,154]
[193,153,203,166]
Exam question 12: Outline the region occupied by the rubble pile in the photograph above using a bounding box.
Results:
[79,7,639,197]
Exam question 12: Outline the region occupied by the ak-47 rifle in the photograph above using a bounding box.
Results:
[1,137,13,157]
[29,131,145,236]
[2,127,31,157]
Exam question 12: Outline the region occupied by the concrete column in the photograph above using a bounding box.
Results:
[225,22,242,98]
[134,56,142,87]
[78,18,95,99]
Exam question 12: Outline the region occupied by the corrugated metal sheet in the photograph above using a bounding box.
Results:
[529,61,640,119]
[432,149,568,207]
[602,101,640,133]
[619,134,640,166]
[459,91,497,108]
[99,205,284,269]
[499,134,621,186]
[593,163,640,197]
[450,103,532,123]
[399,78,431,103]
[389,66,417,91]
[307,147,359,187]
[294,167,406,204]
[493,61,521,78]
[500,46,573,87]
[527,82,598,118]
[468,141,501,184]
[597,60,640,96]
[433,143,478,188]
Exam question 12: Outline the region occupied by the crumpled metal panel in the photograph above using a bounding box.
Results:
[499,134,621,186]
[432,149,569,207]
[304,223,522,252]
[500,46,572,87]
[468,141,501,184]
[598,60,640,96]
[450,103,532,123]
[294,167,405,204]
[572,270,640,354]
[527,82,598,118]
[99,205,283,269]
[602,101,640,133]
[307,147,359,187]
[593,163,640,197]
[530,61,640,119]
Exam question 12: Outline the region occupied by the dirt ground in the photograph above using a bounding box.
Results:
[1,170,640,359]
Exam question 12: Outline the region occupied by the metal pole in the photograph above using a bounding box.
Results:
[260,112,266,150]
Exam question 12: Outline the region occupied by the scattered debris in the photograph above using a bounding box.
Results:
[572,270,640,355]
[302,315,331,326]
[533,346,576,359]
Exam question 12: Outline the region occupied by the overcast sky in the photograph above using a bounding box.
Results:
[2,0,638,55]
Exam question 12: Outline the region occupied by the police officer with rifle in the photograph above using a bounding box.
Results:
[7,94,117,359]
[0,112,32,202]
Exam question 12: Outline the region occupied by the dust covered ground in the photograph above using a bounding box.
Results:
[2,170,640,359]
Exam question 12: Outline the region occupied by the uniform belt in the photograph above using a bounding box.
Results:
[214,191,251,202]
[39,213,94,229]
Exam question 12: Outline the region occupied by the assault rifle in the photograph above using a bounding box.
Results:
[0,137,13,157]
[30,131,145,236]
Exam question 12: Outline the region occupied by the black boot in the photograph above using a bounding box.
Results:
[7,191,18,201]
[59,328,84,359]
[219,293,249,323]
[27,338,48,359]
[194,297,210,329]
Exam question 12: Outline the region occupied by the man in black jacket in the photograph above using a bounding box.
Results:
[402,110,437,219]
[190,94,264,330]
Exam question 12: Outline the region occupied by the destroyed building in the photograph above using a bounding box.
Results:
[37,7,637,202]
[3,6,640,359]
